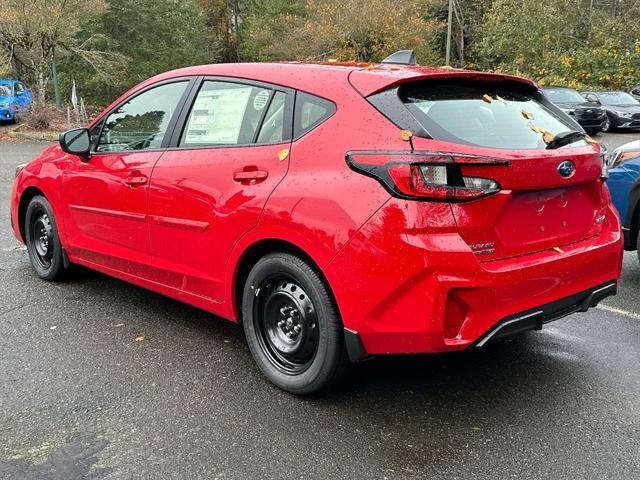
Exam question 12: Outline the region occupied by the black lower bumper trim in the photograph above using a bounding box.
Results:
[473,280,617,348]
[343,328,372,362]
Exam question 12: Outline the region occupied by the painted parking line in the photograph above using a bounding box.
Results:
[596,304,640,320]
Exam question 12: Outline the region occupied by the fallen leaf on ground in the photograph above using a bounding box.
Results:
[114,323,124,327]
[50,326,57,330]
[134,336,145,342]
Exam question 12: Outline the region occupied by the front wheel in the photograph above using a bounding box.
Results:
[602,115,613,133]
[242,253,347,394]
[25,195,67,281]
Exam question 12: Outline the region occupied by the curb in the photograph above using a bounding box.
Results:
[6,124,58,142]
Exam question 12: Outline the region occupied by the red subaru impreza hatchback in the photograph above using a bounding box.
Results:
[11,53,623,393]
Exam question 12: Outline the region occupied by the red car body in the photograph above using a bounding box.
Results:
[10,62,623,361]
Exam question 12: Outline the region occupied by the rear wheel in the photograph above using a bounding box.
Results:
[25,195,67,281]
[242,253,347,394]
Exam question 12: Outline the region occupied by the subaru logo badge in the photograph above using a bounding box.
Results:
[558,160,575,178]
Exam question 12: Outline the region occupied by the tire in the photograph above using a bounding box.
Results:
[602,115,613,133]
[24,195,67,281]
[242,253,348,394]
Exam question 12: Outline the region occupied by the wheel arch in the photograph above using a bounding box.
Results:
[232,238,338,325]
[17,186,47,242]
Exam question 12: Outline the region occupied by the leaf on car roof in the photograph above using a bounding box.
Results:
[522,110,534,120]
[496,95,508,104]
[543,131,556,144]
[584,135,598,144]
[482,94,493,103]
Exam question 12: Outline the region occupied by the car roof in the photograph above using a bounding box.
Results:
[141,62,537,98]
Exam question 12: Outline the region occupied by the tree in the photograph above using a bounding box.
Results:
[59,0,215,106]
[474,0,640,89]
[241,0,444,63]
[0,0,124,106]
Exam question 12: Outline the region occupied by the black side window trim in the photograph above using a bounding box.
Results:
[91,76,198,154]
[168,76,295,149]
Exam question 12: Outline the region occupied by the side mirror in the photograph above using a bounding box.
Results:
[59,128,91,160]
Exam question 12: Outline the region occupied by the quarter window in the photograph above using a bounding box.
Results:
[182,81,277,147]
[294,92,336,137]
[96,81,188,153]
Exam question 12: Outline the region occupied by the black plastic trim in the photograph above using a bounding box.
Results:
[472,280,617,348]
[344,328,372,362]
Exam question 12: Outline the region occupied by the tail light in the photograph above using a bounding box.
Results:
[346,151,508,202]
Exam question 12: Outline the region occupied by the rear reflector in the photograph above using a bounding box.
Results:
[346,151,507,202]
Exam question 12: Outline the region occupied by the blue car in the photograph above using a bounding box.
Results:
[606,140,640,257]
[0,79,33,123]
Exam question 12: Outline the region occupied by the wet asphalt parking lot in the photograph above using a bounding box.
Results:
[0,129,639,479]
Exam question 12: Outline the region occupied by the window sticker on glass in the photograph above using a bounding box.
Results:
[253,90,270,111]
[184,83,253,145]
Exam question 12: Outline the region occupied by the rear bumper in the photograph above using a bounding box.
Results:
[328,199,623,356]
[472,280,616,348]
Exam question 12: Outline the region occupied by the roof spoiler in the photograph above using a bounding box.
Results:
[380,50,417,66]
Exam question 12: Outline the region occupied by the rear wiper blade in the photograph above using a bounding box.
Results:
[546,130,586,149]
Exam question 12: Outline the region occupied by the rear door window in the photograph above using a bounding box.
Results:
[257,91,286,144]
[399,80,580,150]
[294,92,336,138]
[181,81,295,147]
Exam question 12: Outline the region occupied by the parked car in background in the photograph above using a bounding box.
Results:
[606,140,640,259]
[0,80,32,123]
[10,55,622,394]
[582,91,640,132]
[630,84,640,101]
[541,86,606,134]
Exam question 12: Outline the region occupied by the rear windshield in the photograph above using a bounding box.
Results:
[398,80,583,150]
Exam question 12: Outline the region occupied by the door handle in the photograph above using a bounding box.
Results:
[125,172,148,186]
[233,167,268,184]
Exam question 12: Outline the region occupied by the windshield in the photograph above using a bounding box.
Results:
[598,92,639,105]
[401,80,583,150]
[543,88,585,103]
[0,85,11,96]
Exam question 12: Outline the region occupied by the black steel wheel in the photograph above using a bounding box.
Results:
[25,195,66,281]
[242,253,348,394]
[253,275,319,374]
